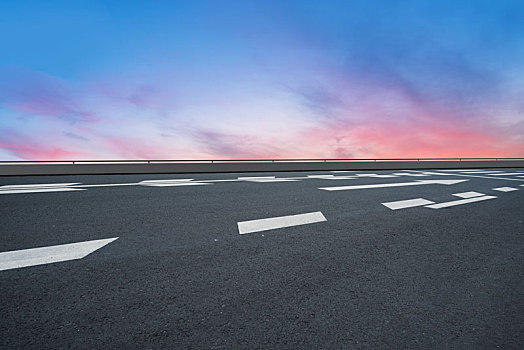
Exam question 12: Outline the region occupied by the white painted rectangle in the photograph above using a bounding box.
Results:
[382,198,434,210]
[139,182,210,187]
[393,173,428,176]
[0,237,118,271]
[238,211,326,234]
[139,179,194,183]
[0,183,80,189]
[425,196,497,209]
[452,191,485,198]
[239,178,299,182]
[460,171,502,174]
[485,173,523,176]
[493,187,518,192]
[238,176,275,180]
[307,175,335,178]
[0,188,85,195]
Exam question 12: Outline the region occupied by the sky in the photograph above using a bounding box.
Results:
[1,0,524,160]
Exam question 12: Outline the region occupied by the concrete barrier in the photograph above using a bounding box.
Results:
[1,160,523,176]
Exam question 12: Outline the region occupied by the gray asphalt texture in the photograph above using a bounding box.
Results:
[1,168,523,349]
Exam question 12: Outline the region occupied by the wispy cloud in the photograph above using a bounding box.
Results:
[0,66,97,123]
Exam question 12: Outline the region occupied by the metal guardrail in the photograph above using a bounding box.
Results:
[1,158,523,164]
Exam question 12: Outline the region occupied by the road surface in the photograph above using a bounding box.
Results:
[1,168,523,349]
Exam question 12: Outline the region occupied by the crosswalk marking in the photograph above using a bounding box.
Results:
[485,173,524,176]
[493,187,518,192]
[425,196,497,209]
[452,191,485,198]
[382,198,434,210]
[0,237,118,271]
[238,211,326,234]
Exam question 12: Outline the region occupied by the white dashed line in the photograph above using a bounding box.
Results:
[452,191,485,198]
[0,188,85,195]
[238,211,326,235]
[0,237,118,271]
[460,171,503,174]
[382,198,434,210]
[425,196,497,209]
[493,187,519,192]
[0,183,80,189]
[319,179,467,191]
[392,173,428,177]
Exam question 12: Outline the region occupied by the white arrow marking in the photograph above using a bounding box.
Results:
[319,179,468,191]
[238,211,326,234]
[0,237,118,271]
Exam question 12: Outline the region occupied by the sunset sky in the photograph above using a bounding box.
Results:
[1,0,524,160]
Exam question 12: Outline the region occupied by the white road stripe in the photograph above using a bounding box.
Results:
[493,187,518,192]
[0,188,85,195]
[139,182,210,187]
[75,183,140,188]
[485,173,523,176]
[319,179,467,191]
[238,176,275,180]
[452,191,485,198]
[0,183,80,189]
[382,198,434,210]
[0,237,118,271]
[139,179,195,184]
[238,178,299,182]
[238,211,326,234]
[392,173,428,176]
[460,171,503,174]
[324,176,357,180]
[307,175,335,178]
[411,171,524,182]
[425,196,497,209]
[419,172,454,176]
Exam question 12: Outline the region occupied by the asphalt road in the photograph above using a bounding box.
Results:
[1,168,523,349]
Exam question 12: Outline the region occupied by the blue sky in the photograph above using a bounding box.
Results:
[1,0,523,159]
